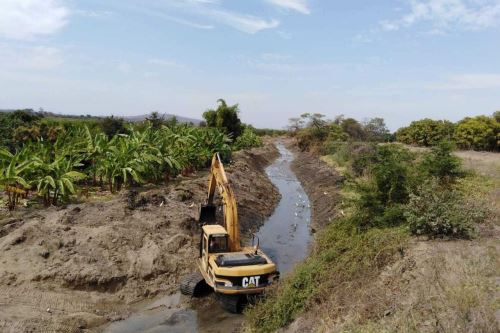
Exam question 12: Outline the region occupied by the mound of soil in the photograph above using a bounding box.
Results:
[0,143,279,332]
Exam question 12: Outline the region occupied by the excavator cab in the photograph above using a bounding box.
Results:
[208,234,228,253]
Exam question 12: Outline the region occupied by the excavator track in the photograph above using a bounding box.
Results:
[180,271,206,297]
[216,293,245,314]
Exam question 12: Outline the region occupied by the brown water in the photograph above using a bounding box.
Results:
[103,143,311,332]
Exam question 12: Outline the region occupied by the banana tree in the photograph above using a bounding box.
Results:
[97,135,149,192]
[34,157,86,206]
[0,149,33,210]
[82,126,109,185]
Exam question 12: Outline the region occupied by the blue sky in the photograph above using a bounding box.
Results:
[0,0,499,130]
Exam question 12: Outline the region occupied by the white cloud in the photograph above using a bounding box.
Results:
[141,1,279,34]
[148,58,185,68]
[426,73,500,90]
[136,7,214,30]
[75,10,114,19]
[266,0,311,14]
[208,10,279,33]
[381,0,500,32]
[0,0,69,40]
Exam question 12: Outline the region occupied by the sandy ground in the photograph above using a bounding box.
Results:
[0,143,280,333]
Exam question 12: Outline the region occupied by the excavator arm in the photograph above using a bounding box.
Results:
[199,153,241,252]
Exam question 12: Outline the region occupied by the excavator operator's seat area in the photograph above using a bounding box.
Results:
[209,234,228,253]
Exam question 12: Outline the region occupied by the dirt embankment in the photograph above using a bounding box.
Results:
[277,143,499,333]
[0,143,279,333]
[286,141,343,230]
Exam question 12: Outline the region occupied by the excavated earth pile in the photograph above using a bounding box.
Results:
[0,143,279,333]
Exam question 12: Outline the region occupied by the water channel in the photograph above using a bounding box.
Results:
[104,142,312,333]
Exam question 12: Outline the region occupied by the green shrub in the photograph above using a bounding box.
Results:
[245,219,408,332]
[419,140,463,184]
[349,143,377,176]
[348,145,415,228]
[233,127,263,150]
[372,145,414,205]
[406,179,488,238]
[454,116,499,151]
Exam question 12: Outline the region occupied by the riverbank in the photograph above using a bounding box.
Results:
[245,141,499,333]
[0,142,280,332]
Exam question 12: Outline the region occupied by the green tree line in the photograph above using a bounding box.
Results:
[0,100,264,210]
[396,112,500,151]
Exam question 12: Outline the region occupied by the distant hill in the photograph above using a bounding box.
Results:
[0,109,202,125]
[124,113,203,125]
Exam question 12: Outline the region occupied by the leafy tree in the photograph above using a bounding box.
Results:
[101,116,128,138]
[288,117,306,134]
[493,111,500,123]
[0,109,42,149]
[454,116,499,151]
[203,99,243,140]
[146,111,166,130]
[396,119,455,146]
[300,113,327,129]
[363,117,390,142]
[340,118,365,140]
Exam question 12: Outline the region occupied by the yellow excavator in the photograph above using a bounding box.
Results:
[180,153,279,312]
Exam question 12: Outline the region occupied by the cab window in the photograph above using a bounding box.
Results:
[208,235,228,253]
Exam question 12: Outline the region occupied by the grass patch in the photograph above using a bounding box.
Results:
[321,155,348,176]
[337,243,498,333]
[244,220,408,332]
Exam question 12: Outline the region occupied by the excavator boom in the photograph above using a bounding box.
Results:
[199,153,241,251]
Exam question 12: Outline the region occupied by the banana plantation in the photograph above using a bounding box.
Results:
[0,124,232,210]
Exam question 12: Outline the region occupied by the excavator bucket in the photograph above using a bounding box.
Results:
[198,204,217,224]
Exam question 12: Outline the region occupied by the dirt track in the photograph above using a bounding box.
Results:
[0,143,280,333]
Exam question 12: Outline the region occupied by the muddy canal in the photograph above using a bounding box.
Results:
[103,143,311,333]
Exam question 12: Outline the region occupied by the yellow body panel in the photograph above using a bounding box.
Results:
[202,224,227,235]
